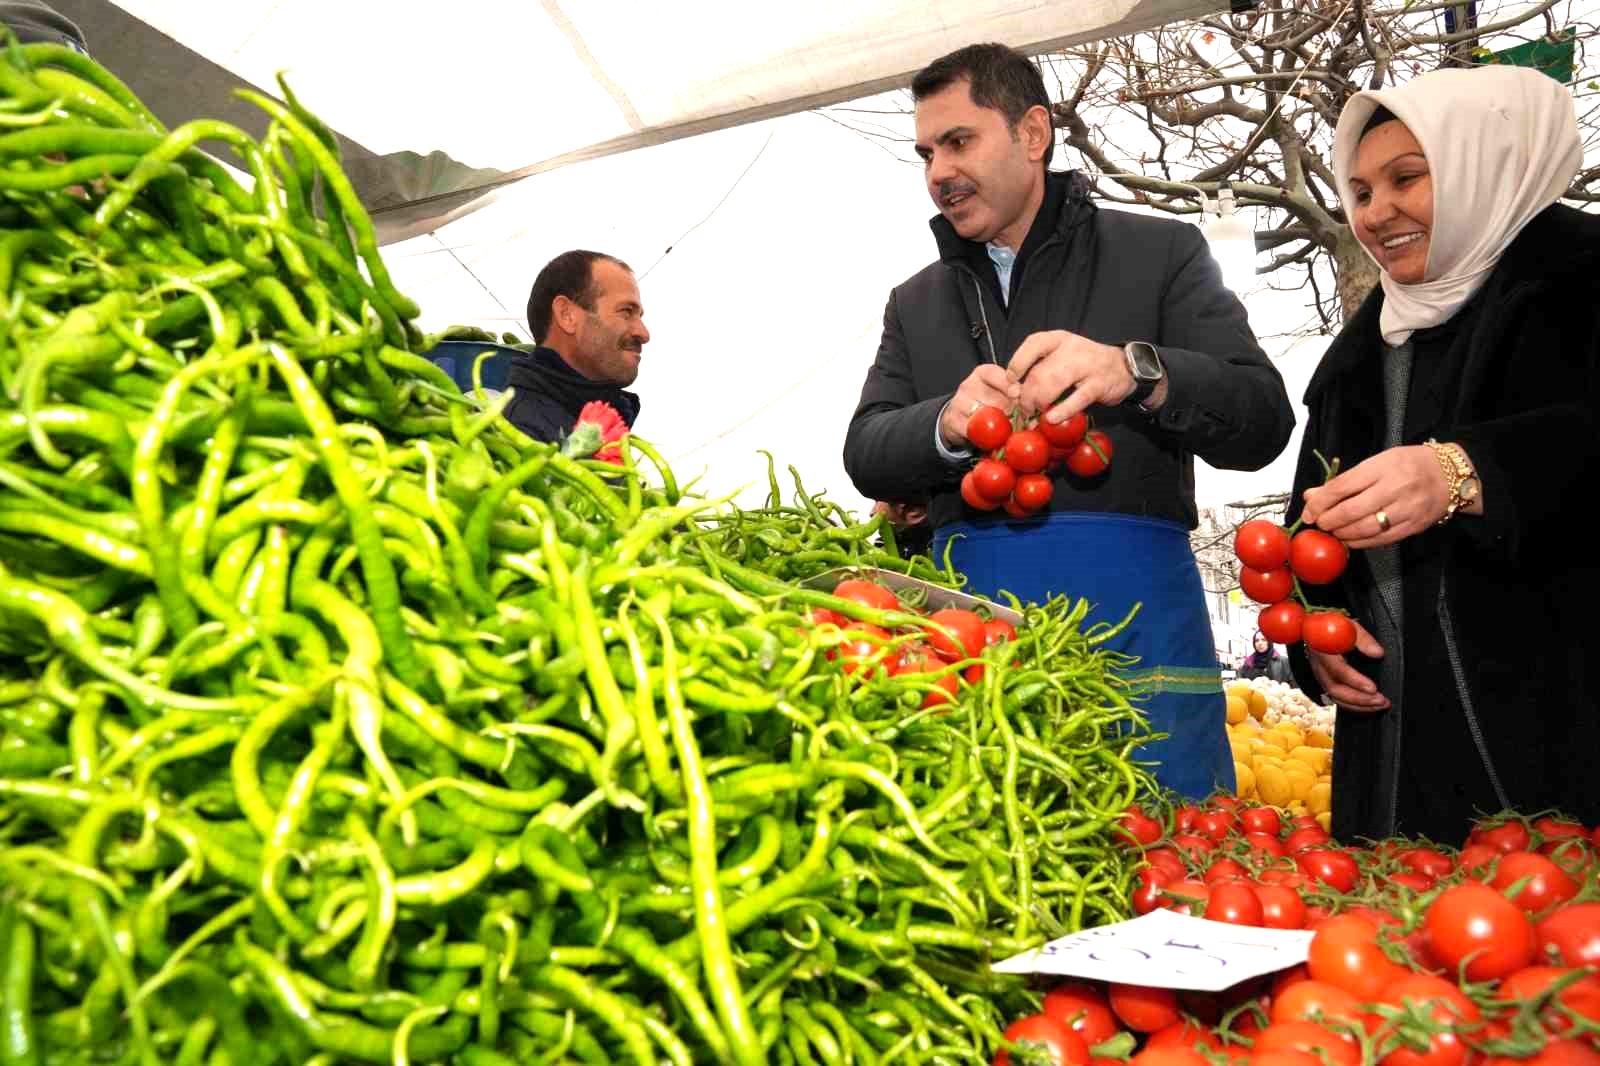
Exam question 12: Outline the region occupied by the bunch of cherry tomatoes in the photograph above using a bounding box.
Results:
[1233,518,1359,655]
[959,404,1113,518]
[991,797,1600,1065]
[812,578,1017,708]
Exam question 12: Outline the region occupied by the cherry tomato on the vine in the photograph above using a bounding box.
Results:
[992,1012,1090,1066]
[1041,983,1120,1045]
[1491,851,1580,914]
[1235,519,1292,571]
[970,457,1016,502]
[1003,429,1051,474]
[1013,472,1053,511]
[1426,883,1537,981]
[966,405,1012,452]
[1240,806,1283,837]
[1289,529,1349,585]
[1302,612,1357,655]
[926,608,986,662]
[832,578,899,612]
[1536,901,1600,967]
[1258,600,1306,645]
[1065,430,1113,478]
[1039,412,1089,448]
[1108,983,1181,1033]
[1115,806,1164,848]
[1240,566,1294,605]
[961,470,1002,510]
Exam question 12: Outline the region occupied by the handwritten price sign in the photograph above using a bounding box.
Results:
[991,908,1314,991]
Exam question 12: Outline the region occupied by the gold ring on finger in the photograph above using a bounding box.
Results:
[1375,510,1390,532]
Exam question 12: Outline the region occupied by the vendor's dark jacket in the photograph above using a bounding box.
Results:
[502,346,640,445]
[1286,204,1600,842]
[843,171,1295,531]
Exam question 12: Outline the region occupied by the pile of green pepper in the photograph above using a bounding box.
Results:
[0,40,1163,1065]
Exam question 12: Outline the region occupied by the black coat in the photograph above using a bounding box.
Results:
[842,171,1295,530]
[1286,204,1600,843]
[502,347,640,446]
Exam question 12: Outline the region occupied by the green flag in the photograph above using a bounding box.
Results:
[1475,29,1577,84]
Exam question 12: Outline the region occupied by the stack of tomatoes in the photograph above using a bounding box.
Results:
[990,798,1600,1065]
[1233,519,1359,655]
[960,405,1113,518]
[813,577,1018,708]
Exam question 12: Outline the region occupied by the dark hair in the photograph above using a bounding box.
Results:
[911,43,1054,168]
[526,250,631,344]
[1360,104,1400,141]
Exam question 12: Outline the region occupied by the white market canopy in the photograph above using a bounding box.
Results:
[63,0,1236,241]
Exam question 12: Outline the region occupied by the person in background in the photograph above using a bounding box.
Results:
[842,43,1295,800]
[1287,66,1600,843]
[872,499,934,560]
[507,250,649,445]
[1237,631,1291,684]
[0,1,86,51]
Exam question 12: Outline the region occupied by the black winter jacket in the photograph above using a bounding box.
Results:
[843,172,1295,530]
[1286,204,1600,843]
[502,347,640,446]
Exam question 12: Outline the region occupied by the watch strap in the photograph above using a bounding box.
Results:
[1425,439,1475,523]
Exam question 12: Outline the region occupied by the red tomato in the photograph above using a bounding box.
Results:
[832,578,899,612]
[809,607,843,627]
[1108,983,1180,1033]
[1457,842,1501,876]
[992,1012,1090,1066]
[1258,600,1306,645]
[832,623,890,677]
[1206,795,1242,812]
[1536,902,1600,966]
[1301,612,1357,654]
[966,405,1011,452]
[1207,880,1264,926]
[926,608,986,662]
[1296,849,1361,893]
[1202,857,1249,885]
[1039,412,1088,448]
[1425,883,1537,981]
[1395,847,1454,880]
[970,457,1017,502]
[1003,494,1035,519]
[1144,847,1188,884]
[1171,833,1214,860]
[1041,982,1120,1045]
[1386,870,1434,893]
[1194,810,1236,844]
[1270,980,1361,1028]
[1288,530,1349,585]
[983,618,1017,645]
[1129,1049,1209,1066]
[1479,1042,1600,1066]
[1253,1021,1360,1066]
[1245,832,1287,860]
[1234,519,1292,571]
[1157,879,1211,917]
[1255,882,1308,930]
[1271,964,1311,999]
[1240,806,1283,838]
[1373,973,1481,1066]
[1132,866,1173,915]
[1143,1020,1224,1053]
[1240,566,1294,605]
[1116,807,1165,848]
[1003,429,1051,474]
[1490,851,1579,914]
[1496,966,1600,1036]
[1533,816,1589,850]
[1259,867,1306,888]
[895,650,959,708]
[1470,819,1533,854]
[1307,914,1407,999]
[961,470,1002,510]
[1013,472,1053,511]
[1285,827,1332,854]
[1174,805,1201,833]
[1065,430,1113,477]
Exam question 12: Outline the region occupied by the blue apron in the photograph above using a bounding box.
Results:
[932,512,1233,800]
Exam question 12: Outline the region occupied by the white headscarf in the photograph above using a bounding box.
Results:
[1332,66,1582,345]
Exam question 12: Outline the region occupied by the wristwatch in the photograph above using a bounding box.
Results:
[1425,439,1480,523]
[1123,341,1165,407]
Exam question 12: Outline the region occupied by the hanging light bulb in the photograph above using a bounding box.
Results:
[1203,184,1258,295]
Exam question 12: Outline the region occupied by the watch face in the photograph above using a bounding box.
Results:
[1128,342,1162,380]
[1460,476,1481,502]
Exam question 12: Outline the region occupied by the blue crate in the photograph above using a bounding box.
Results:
[420,340,523,393]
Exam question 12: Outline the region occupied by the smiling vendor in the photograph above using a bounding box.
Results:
[843,43,1295,799]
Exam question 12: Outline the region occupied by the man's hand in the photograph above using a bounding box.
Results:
[1006,330,1161,424]
[938,364,1021,449]
[1306,619,1390,712]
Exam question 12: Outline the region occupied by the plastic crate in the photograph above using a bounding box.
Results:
[419,340,522,394]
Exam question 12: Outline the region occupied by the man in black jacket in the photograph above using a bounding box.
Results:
[505,250,649,444]
[844,44,1295,798]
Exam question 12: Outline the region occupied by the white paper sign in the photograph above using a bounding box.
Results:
[991,908,1314,991]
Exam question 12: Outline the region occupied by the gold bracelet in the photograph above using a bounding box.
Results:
[1424,438,1469,524]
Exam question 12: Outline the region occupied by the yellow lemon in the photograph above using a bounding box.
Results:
[1289,746,1331,774]
[1316,811,1332,832]
[1246,688,1269,720]
[1225,693,1249,725]
[1234,761,1256,799]
[1255,763,1293,807]
[1307,782,1333,816]
[1306,729,1334,750]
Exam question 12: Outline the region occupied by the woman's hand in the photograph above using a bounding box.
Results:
[1306,619,1390,712]
[1300,445,1449,549]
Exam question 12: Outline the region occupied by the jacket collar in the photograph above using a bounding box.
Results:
[506,346,642,424]
[930,169,1095,266]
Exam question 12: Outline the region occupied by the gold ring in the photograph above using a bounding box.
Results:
[1375,510,1390,532]
[968,401,980,416]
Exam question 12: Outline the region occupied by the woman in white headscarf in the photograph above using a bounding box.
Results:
[1284,65,1600,843]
